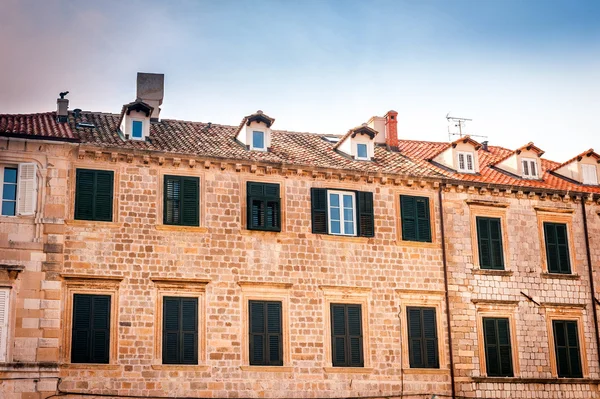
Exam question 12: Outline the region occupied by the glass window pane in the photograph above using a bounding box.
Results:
[330,221,341,234]
[343,195,353,208]
[357,144,367,158]
[253,131,264,149]
[3,184,16,201]
[2,201,16,216]
[343,208,353,222]
[330,207,340,221]
[329,193,339,207]
[4,168,17,184]
[344,221,354,234]
[132,120,143,138]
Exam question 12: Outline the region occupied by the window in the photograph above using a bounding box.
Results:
[247,182,280,231]
[544,222,571,274]
[582,164,598,185]
[552,320,582,378]
[162,297,198,364]
[132,120,143,139]
[330,303,363,367]
[71,294,111,364]
[407,307,439,368]
[1,167,17,216]
[476,217,504,270]
[252,131,265,150]
[311,188,374,237]
[74,169,114,222]
[356,143,368,160]
[457,151,475,173]
[249,300,283,366]
[482,317,513,377]
[400,195,431,242]
[0,288,10,362]
[163,175,199,226]
[522,158,538,178]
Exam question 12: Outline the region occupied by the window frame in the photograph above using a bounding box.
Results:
[399,194,433,243]
[469,204,510,271]
[457,151,475,173]
[251,130,266,151]
[163,174,200,227]
[330,303,364,368]
[482,317,514,377]
[248,300,283,366]
[0,165,18,217]
[543,222,572,274]
[246,181,281,232]
[73,168,115,222]
[162,296,199,365]
[355,143,369,160]
[536,211,576,275]
[521,157,538,178]
[476,216,505,270]
[406,306,440,369]
[545,307,588,378]
[327,190,357,236]
[71,293,112,364]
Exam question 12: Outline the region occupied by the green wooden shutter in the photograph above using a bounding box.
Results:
[249,301,266,365]
[407,307,439,368]
[163,297,198,364]
[489,218,504,269]
[408,308,423,367]
[311,188,328,234]
[266,301,283,365]
[415,197,431,242]
[74,170,95,220]
[477,217,504,270]
[248,300,283,366]
[94,171,114,222]
[483,318,513,377]
[75,169,113,222]
[164,176,199,226]
[163,297,180,364]
[496,318,513,377]
[331,304,347,366]
[331,304,363,367]
[553,320,582,378]
[181,298,198,364]
[400,195,417,241]
[347,305,363,367]
[164,177,181,225]
[72,294,110,364]
[357,191,374,237]
[247,182,281,231]
[181,177,199,226]
[422,308,439,368]
[545,223,571,274]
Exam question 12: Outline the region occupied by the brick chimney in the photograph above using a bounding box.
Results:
[56,91,69,123]
[136,72,164,121]
[385,110,399,150]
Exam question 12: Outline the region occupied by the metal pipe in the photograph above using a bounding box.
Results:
[438,187,456,398]
[581,198,600,371]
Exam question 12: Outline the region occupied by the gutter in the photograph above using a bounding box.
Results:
[438,186,456,398]
[581,198,600,371]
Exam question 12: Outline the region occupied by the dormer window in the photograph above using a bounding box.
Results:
[457,151,475,173]
[119,100,153,141]
[582,164,598,185]
[522,158,538,178]
[252,131,265,151]
[356,143,368,160]
[333,124,378,161]
[235,110,275,152]
[132,120,143,139]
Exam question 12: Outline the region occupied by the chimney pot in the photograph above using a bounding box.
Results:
[56,93,69,123]
[482,141,489,152]
[384,110,399,150]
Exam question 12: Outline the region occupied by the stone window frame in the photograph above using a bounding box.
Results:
[68,162,120,226]
[319,285,373,373]
[238,281,293,372]
[393,188,438,248]
[61,275,122,368]
[151,277,209,370]
[544,306,589,378]
[467,202,511,272]
[397,289,448,374]
[535,208,577,276]
[239,175,287,234]
[474,301,521,378]
[156,170,206,232]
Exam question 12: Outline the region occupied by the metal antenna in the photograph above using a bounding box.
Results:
[446,113,487,141]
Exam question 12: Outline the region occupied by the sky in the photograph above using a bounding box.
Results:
[1,0,599,161]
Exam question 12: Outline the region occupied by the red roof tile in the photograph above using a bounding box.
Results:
[0,112,77,141]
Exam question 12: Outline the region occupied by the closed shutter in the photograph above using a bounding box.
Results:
[407,307,439,368]
[249,300,283,366]
[164,176,199,226]
[331,304,363,367]
[71,294,111,364]
[17,163,37,215]
[311,188,328,234]
[357,191,374,237]
[74,169,113,222]
[477,217,504,270]
[0,289,9,362]
[483,317,513,377]
[544,222,571,274]
[181,177,199,226]
[553,320,582,378]
[163,297,198,364]
[247,182,281,231]
[401,195,431,242]
[582,164,598,185]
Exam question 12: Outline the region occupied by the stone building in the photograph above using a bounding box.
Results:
[1,73,600,398]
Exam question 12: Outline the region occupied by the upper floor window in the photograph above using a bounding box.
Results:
[252,131,266,151]
[71,294,111,364]
[407,307,439,369]
[400,195,431,242]
[522,158,538,178]
[552,320,582,378]
[356,143,368,160]
[163,175,199,226]
[249,300,283,366]
[74,169,114,222]
[476,217,504,270]
[457,151,475,173]
[247,182,281,232]
[162,297,198,364]
[331,303,363,367]
[132,120,143,139]
[1,167,17,216]
[1,164,37,217]
[310,188,374,237]
[544,222,571,274]
[483,317,513,377]
[582,164,598,185]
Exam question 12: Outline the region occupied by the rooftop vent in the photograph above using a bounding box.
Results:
[76,122,96,129]
[322,136,341,143]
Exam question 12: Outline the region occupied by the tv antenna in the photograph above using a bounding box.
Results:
[446,113,487,141]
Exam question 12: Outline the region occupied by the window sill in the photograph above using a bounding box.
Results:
[402,368,449,375]
[472,376,599,384]
[240,229,286,237]
[240,366,293,372]
[151,364,210,371]
[396,240,439,249]
[62,363,120,370]
[317,235,370,244]
[540,273,580,280]
[473,269,513,276]
[66,219,120,229]
[0,216,35,224]
[155,224,208,233]
[323,367,373,374]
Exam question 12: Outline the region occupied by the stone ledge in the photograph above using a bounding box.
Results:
[240,366,293,372]
[151,364,210,371]
[65,219,121,228]
[323,366,374,374]
[155,224,208,233]
[540,272,581,280]
[402,368,450,375]
[395,240,441,249]
[472,376,600,384]
[61,363,120,370]
[466,200,510,208]
[472,269,514,276]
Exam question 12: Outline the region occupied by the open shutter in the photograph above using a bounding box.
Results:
[94,171,114,222]
[357,191,374,237]
[415,197,431,242]
[163,297,181,364]
[400,195,417,241]
[331,304,347,366]
[181,177,199,226]
[181,298,198,364]
[311,188,328,234]
[0,289,9,362]
[249,301,266,365]
[266,301,283,365]
[17,163,37,216]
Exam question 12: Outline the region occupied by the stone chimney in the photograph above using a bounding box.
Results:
[136,72,164,121]
[56,91,69,123]
[482,141,489,152]
[384,110,399,150]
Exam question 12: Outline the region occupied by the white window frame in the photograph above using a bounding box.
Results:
[457,151,475,173]
[356,143,369,160]
[582,164,598,185]
[521,158,538,178]
[251,130,266,151]
[327,190,356,236]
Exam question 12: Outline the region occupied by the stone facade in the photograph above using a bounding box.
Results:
[1,137,600,399]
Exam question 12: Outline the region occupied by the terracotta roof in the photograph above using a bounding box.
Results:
[551,148,600,171]
[333,124,379,150]
[429,135,482,160]
[1,109,599,194]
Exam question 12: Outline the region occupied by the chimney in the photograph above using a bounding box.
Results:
[56,91,69,123]
[136,72,164,121]
[384,110,399,150]
[482,141,489,152]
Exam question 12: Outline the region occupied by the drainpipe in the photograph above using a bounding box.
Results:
[581,197,600,371]
[438,186,456,398]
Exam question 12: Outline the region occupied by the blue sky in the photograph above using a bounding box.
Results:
[1,0,599,161]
